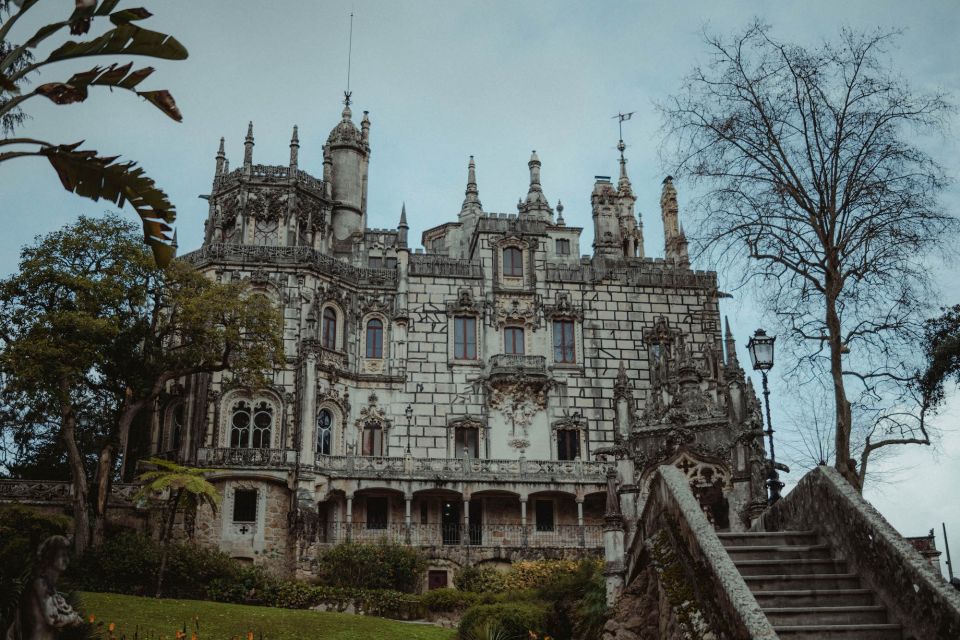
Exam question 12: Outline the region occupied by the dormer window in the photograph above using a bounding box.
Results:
[503,247,523,277]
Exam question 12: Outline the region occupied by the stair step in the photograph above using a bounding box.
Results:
[773,623,902,640]
[718,530,820,547]
[733,558,848,576]
[764,605,889,626]
[743,573,862,592]
[724,544,834,561]
[752,589,875,608]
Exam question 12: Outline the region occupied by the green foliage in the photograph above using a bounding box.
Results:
[538,560,609,640]
[453,565,506,594]
[134,457,220,537]
[458,602,549,640]
[316,541,428,594]
[422,588,478,613]
[919,304,960,410]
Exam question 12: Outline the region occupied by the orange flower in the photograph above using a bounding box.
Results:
[108,623,115,632]
[88,615,95,624]
[191,634,198,640]
[247,632,254,640]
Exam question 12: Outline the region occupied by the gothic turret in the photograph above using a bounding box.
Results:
[398,202,409,248]
[517,150,553,221]
[616,140,643,258]
[243,121,254,174]
[289,125,299,171]
[460,155,482,218]
[215,137,226,176]
[591,176,621,258]
[660,176,689,264]
[327,99,371,244]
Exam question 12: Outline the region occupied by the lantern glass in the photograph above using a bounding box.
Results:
[405,404,413,420]
[747,330,775,371]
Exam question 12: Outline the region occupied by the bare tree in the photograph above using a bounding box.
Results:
[661,22,956,491]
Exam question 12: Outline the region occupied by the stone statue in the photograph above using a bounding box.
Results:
[5,536,84,640]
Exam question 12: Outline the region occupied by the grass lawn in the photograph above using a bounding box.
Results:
[77,591,456,640]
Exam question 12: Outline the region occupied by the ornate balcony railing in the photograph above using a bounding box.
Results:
[312,454,610,483]
[179,243,397,288]
[316,521,603,548]
[488,354,547,376]
[196,447,298,468]
[408,254,483,279]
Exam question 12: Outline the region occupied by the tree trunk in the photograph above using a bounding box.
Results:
[825,287,860,492]
[59,383,90,555]
[155,488,183,598]
[90,443,115,548]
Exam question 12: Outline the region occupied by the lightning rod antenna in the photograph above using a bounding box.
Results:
[344,11,354,106]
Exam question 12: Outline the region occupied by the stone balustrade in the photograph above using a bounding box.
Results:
[0,479,140,506]
[488,354,547,376]
[408,254,483,278]
[196,447,298,468]
[318,521,603,548]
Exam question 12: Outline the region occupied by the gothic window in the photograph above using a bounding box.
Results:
[454,316,477,359]
[555,238,570,255]
[385,256,398,269]
[553,319,576,363]
[454,426,479,458]
[556,429,581,461]
[230,400,273,449]
[322,307,338,350]
[316,409,333,455]
[503,247,523,277]
[253,219,279,245]
[366,497,388,530]
[362,422,384,456]
[233,489,257,523]
[365,319,384,359]
[535,500,555,532]
[504,326,525,355]
[171,404,184,451]
[368,256,383,268]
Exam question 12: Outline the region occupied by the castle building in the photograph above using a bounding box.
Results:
[168,99,769,589]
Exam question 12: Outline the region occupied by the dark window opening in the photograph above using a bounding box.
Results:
[557,430,581,461]
[420,501,429,525]
[366,496,388,530]
[384,257,398,269]
[233,489,257,523]
[535,499,555,532]
[362,423,384,456]
[455,426,480,458]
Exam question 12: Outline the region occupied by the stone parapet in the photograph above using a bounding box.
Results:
[0,479,141,507]
[756,465,960,640]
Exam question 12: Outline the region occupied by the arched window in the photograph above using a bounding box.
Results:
[365,318,384,359]
[316,409,333,455]
[322,307,337,350]
[230,400,273,449]
[503,247,523,277]
[362,422,384,456]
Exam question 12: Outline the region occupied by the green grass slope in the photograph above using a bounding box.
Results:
[78,591,455,640]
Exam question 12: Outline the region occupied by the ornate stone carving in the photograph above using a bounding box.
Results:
[446,287,481,315]
[493,295,540,329]
[543,291,583,320]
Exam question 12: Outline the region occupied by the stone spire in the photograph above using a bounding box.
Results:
[661,176,689,264]
[361,111,370,145]
[616,140,641,258]
[289,125,299,170]
[243,121,254,173]
[398,202,409,248]
[724,316,740,367]
[460,155,482,217]
[617,140,632,196]
[518,150,552,220]
[556,200,565,225]
[215,137,226,176]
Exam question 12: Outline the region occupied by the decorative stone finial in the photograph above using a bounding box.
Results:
[460,155,482,216]
[289,125,299,169]
[556,199,565,225]
[519,150,553,220]
[215,137,226,176]
[243,121,254,171]
[361,110,370,144]
[399,202,408,228]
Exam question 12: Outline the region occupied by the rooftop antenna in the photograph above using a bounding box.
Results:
[612,111,635,159]
[344,11,355,106]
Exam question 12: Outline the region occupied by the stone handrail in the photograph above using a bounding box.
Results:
[313,454,611,483]
[196,447,298,468]
[633,465,777,640]
[0,479,140,506]
[179,243,397,288]
[755,465,960,639]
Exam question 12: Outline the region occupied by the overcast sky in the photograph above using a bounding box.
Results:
[1,1,958,572]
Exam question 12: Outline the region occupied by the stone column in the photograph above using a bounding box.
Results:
[300,351,318,465]
[463,497,470,547]
[576,497,585,547]
[345,494,353,542]
[404,495,412,544]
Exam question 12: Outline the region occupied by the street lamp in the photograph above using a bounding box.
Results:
[746,329,784,504]
[404,404,413,455]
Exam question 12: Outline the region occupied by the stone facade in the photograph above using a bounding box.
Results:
[162,97,768,583]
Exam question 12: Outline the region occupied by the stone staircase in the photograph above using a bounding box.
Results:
[718,530,903,640]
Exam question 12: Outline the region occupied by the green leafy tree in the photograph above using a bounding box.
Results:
[0,215,283,553]
[0,0,187,266]
[133,457,219,597]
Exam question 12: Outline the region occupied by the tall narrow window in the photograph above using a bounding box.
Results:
[366,319,384,358]
[251,401,273,448]
[535,500,555,532]
[557,430,581,461]
[553,319,576,363]
[454,427,480,458]
[454,316,477,359]
[233,489,258,523]
[316,409,333,455]
[230,401,251,449]
[503,247,523,277]
[504,326,525,355]
[322,307,337,350]
[362,423,384,456]
[367,497,388,530]
[171,403,185,451]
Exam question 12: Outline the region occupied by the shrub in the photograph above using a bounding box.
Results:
[422,587,478,613]
[459,601,549,640]
[315,541,427,593]
[67,531,161,595]
[454,565,507,593]
[538,560,609,640]
[501,559,586,592]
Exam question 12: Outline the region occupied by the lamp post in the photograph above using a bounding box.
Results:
[404,404,413,455]
[747,329,784,504]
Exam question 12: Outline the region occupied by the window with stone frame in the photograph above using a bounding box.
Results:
[453,316,477,359]
[361,422,384,456]
[555,238,570,255]
[316,408,333,455]
[366,496,388,529]
[504,326,525,355]
[535,499,555,532]
[503,246,523,277]
[365,318,384,358]
[368,256,383,268]
[229,400,273,449]
[233,489,257,523]
[553,319,576,363]
[454,426,480,458]
[384,256,398,269]
[252,218,279,245]
[322,307,338,350]
[556,429,581,461]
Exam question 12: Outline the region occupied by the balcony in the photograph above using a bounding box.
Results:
[316,522,603,549]
[196,447,297,468]
[488,354,547,377]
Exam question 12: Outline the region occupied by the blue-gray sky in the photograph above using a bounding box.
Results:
[1,1,958,571]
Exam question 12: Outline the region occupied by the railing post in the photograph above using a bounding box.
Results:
[520,498,528,547]
[577,498,585,548]
[345,495,353,542]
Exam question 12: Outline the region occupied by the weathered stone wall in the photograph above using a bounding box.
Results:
[756,465,960,640]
